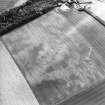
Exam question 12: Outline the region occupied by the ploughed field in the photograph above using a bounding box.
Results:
[2,7,105,105]
[1,0,105,105]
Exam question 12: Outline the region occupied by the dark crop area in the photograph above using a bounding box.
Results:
[0,0,61,36]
